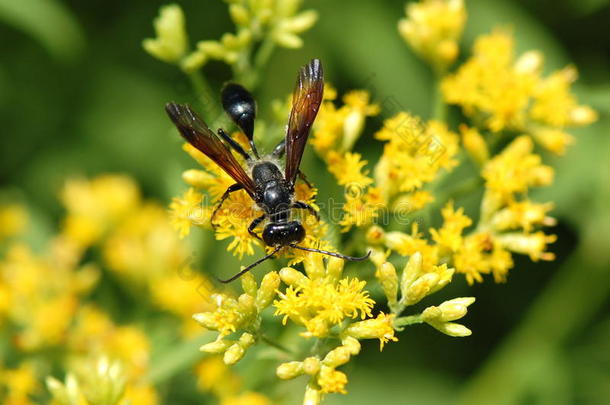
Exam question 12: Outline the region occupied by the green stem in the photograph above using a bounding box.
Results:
[260,335,294,355]
[394,314,424,328]
[188,70,217,122]
[243,38,276,89]
[432,77,447,122]
[435,176,483,205]
[145,332,213,385]
[254,38,275,71]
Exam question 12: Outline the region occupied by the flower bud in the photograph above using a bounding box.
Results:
[279,267,307,286]
[304,382,322,405]
[325,256,344,281]
[284,10,318,33]
[403,272,439,306]
[241,272,257,298]
[515,51,543,74]
[223,343,245,365]
[460,125,489,165]
[237,293,256,318]
[323,346,351,368]
[400,251,423,299]
[431,321,472,337]
[256,271,280,310]
[366,225,386,245]
[192,312,216,329]
[303,357,321,375]
[375,262,398,306]
[277,361,304,379]
[568,105,597,126]
[496,231,556,261]
[238,332,255,348]
[142,4,188,63]
[180,50,207,73]
[229,4,250,26]
[341,336,361,355]
[200,338,232,353]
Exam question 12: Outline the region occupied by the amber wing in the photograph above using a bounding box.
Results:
[284,59,324,189]
[165,102,256,196]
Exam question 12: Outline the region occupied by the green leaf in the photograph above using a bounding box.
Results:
[0,0,85,62]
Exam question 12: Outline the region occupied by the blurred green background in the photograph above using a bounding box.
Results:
[1,0,609,403]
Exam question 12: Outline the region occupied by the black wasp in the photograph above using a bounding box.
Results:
[165,59,369,283]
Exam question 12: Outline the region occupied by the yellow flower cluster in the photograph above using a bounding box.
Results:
[144,1,317,75]
[155,0,598,403]
[442,30,597,154]
[195,356,271,405]
[398,0,466,71]
[0,175,225,404]
[170,136,328,262]
[195,270,279,363]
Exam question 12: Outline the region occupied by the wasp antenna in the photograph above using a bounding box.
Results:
[217,246,282,283]
[289,244,371,262]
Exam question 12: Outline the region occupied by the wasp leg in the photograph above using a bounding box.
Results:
[211,183,244,230]
[248,214,266,240]
[297,171,313,189]
[272,138,286,158]
[292,201,319,222]
[217,128,252,161]
[272,139,312,188]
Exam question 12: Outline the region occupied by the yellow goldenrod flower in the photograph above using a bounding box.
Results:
[0,203,27,240]
[442,30,536,132]
[1,363,39,403]
[496,231,557,261]
[312,89,379,158]
[339,186,384,232]
[195,356,241,398]
[422,297,475,322]
[304,382,323,405]
[430,201,472,253]
[47,357,127,405]
[343,312,398,350]
[317,366,348,394]
[151,272,214,322]
[375,261,399,308]
[374,114,458,201]
[198,30,252,65]
[401,262,454,306]
[60,175,140,247]
[221,392,271,405]
[529,66,597,128]
[398,0,466,71]
[123,385,159,405]
[482,136,553,202]
[1,243,97,351]
[391,190,435,214]
[327,151,374,187]
[194,293,254,338]
[143,4,188,63]
[169,187,208,239]
[451,232,491,284]
[490,200,555,233]
[442,29,597,153]
[459,124,489,165]
[274,274,374,338]
[224,333,255,365]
